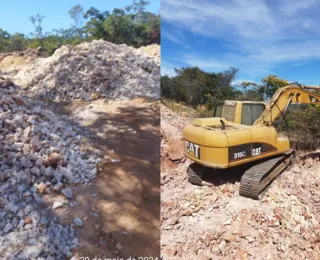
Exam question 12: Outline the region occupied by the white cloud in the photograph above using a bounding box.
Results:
[162,28,190,48]
[162,0,277,40]
[279,0,317,17]
[183,54,229,70]
[162,0,320,77]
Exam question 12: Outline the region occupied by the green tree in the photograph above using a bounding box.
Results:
[237,81,264,101]
[125,1,159,45]
[84,7,110,40]
[103,8,133,44]
[215,68,239,99]
[161,67,240,109]
[175,67,208,106]
[0,1,159,54]
[262,75,288,99]
[10,33,26,51]
[125,0,150,17]
[69,4,85,39]
[161,75,174,99]
[204,68,239,109]
[29,14,45,48]
[139,12,160,44]
[0,29,10,52]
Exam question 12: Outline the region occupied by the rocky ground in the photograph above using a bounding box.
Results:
[14,40,160,101]
[0,77,99,259]
[0,41,160,259]
[161,104,320,260]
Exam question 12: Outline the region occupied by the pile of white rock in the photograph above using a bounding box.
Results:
[0,76,100,259]
[14,40,160,101]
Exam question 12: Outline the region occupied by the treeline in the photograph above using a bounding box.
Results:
[0,0,159,54]
[161,67,288,110]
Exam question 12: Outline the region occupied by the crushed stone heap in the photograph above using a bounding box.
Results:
[14,40,160,101]
[0,77,100,259]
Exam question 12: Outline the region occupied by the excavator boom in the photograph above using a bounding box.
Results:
[254,85,320,126]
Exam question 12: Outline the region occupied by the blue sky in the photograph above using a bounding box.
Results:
[161,0,320,85]
[1,0,160,35]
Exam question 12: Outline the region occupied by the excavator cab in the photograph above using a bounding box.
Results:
[213,100,266,125]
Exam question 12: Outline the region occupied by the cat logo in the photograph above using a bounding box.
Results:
[185,141,200,159]
[252,147,261,156]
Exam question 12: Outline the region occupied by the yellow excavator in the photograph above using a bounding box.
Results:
[183,85,320,199]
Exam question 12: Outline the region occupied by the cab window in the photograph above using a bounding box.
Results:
[241,103,265,125]
[223,104,236,122]
[213,103,223,117]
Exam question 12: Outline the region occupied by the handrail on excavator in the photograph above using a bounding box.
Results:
[300,85,320,90]
[289,81,320,90]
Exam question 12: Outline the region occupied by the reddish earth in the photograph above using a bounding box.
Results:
[48,99,160,259]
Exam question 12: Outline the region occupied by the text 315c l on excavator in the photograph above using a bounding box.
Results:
[183,85,320,199]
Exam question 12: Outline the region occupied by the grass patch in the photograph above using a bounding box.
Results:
[162,99,213,118]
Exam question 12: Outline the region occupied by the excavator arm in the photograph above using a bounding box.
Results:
[241,86,320,199]
[253,85,320,126]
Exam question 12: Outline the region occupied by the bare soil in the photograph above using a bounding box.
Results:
[48,99,160,258]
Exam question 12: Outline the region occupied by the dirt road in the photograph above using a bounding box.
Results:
[49,99,160,258]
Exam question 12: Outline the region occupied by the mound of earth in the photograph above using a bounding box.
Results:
[14,40,160,101]
[0,76,100,259]
[138,44,160,60]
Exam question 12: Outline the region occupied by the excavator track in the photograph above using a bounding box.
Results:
[187,163,205,185]
[239,150,295,200]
